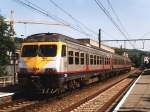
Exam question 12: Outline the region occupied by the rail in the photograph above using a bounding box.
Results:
[0,76,14,87]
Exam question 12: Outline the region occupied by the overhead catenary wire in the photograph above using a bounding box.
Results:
[107,0,130,38]
[101,29,118,40]
[94,0,136,49]
[13,0,95,38]
[49,0,122,41]
[49,0,98,37]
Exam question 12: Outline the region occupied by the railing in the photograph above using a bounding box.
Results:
[0,76,15,87]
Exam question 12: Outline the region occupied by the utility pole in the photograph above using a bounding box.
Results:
[9,10,15,36]
[98,29,101,48]
[10,10,16,84]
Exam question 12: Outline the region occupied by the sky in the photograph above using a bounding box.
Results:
[0,0,150,51]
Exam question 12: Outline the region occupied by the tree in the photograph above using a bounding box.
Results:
[0,15,15,76]
[114,47,124,55]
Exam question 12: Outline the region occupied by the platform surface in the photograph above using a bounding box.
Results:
[0,92,14,98]
[117,74,150,111]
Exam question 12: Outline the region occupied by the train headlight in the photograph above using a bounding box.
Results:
[45,68,56,73]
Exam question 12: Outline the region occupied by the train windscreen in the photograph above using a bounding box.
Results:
[21,45,38,57]
[39,45,57,57]
[21,45,57,57]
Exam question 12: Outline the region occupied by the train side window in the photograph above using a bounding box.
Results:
[108,58,110,64]
[103,57,104,65]
[117,59,118,64]
[80,53,84,65]
[97,56,99,65]
[68,51,74,64]
[75,52,79,64]
[94,55,96,65]
[104,57,106,65]
[100,56,102,64]
[61,45,66,57]
[90,55,94,65]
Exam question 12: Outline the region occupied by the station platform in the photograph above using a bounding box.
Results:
[0,85,17,105]
[114,71,150,111]
[0,92,14,98]
[0,85,16,97]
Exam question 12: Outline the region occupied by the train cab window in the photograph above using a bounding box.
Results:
[90,55,94,65]
[39,45,57,57]
[68,51,74,64]
[75,52,79,64]
[61,45,66,57]
[80,53,84,65]
[22,45,38,57]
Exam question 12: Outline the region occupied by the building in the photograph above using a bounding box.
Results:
[77,38,115,53]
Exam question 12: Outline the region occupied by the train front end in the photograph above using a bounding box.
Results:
[18,41,65,92]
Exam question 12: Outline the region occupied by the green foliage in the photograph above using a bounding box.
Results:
[0,15,15,76]
[114,47,124,55]
[14,37,23,49]
[115,47,150,67]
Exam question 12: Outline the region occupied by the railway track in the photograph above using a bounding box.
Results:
[38,69,141,112]
[66,78,133,112]
[0,69,141,112]
[61,72,139,112]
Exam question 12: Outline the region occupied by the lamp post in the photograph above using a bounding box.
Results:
[11,52,18,84]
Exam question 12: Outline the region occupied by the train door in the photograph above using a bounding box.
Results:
[110,55,113,70]
[103,55,105,69]
[61,45,67,72]
[86,53,89,71]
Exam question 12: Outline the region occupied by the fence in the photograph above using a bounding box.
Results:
[0,76,15,87]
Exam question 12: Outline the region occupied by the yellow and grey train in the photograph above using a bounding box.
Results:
[18,33,131,93]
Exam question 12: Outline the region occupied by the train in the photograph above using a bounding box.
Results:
[18,33,131,93]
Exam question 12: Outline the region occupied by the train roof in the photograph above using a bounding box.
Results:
[24,33,111,51]
[23,33,128,59]
[24,33,80,43]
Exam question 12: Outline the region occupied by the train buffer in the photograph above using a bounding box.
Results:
[114,70,150,112]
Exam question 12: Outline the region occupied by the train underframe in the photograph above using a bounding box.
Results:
[18,67,131,94]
